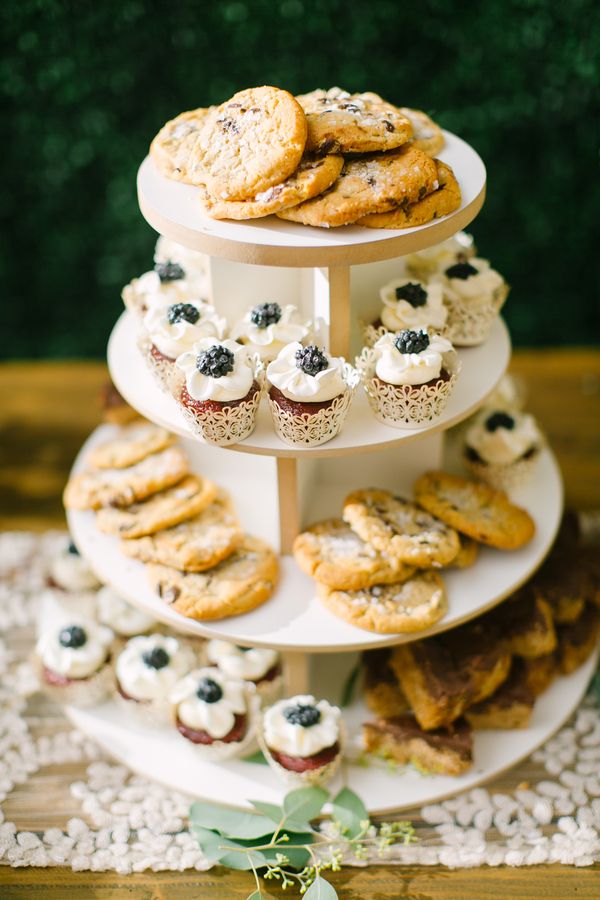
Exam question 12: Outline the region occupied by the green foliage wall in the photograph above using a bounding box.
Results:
[2,0,598,358]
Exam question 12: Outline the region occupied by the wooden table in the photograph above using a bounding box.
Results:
[1,352,599,898]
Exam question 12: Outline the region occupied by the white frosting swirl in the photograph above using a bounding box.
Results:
[96,586,157,637]
[406,232,475,278]
[37,618,113,679]
[206,641,279,682]
[116,634,195,701]
[436,257,505,307]
[267,342,346,402]
[263,694,340,757]
[50,545,100,592]
[379,279,447,332]
[230,305,317,361]
[373,331,454,386]
[143,300,227,360]
[123,266,210,316]
[466,409,541,466]
[176,338,254,403]
[170,667,247,738]
[154,236,210,282]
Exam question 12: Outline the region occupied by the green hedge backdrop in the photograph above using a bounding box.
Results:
[2,0,598,358]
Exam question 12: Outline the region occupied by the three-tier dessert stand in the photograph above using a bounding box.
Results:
[52,130,597,814]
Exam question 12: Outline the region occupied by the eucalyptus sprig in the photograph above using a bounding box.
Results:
[189,784,415,898]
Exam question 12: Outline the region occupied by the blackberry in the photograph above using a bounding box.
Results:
[250,302,282,329]
[444,262,478,280]
[196,345,235,378]
[395,329,430,355]
[283,704,321,727]
[154,260,186,283]
[295,345,329,376]
[167,303,200,326]
[394,282,428,307]
[196,677,223,704]
[59,625,87,649]
[142,647,170,670]
[485,411,515,432]
[67,541,80,555]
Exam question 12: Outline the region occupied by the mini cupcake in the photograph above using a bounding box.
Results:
[139,299,227,392]
[206,640,282,706]
[405,231,476,280]
[154,236,211,287]
[357,329,460,429]
[96,586,158,638]
[364,278,447,347]
[173,338,263,446]
[230,302,322,362]
[464,408,543,492]
[266,343,358,447]
[34,618,114,707]
[170,667,259,759]
[48,539,100,593]
[122,256,210,321]
[115,633,196,725]
[434,257,509,346]
[258,695,344,787]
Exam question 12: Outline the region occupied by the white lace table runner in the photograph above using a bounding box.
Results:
[0,531,599,872]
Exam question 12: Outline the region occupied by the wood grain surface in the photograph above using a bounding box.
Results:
[0,352,599,897]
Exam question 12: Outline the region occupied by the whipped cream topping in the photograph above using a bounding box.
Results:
[230,305,318,361]
[154,236,210,282]
[405,232,475,278]
[37,618,113,679]
[263,694,340,758]
[379,278,447,332]
[170,667,247,738]
[267,342,346,402]
[466,409,541,466]
[206,640,279,682]
[50,544,100,592]
[96,586,157,637]
[123,266,209,317]
[116,634,195,701]
[143,301,227,360]
[435,257,505,307]
[176,338,255,403]
[373,331,454,386]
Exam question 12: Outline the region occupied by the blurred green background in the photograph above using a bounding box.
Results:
[2,0,598,358]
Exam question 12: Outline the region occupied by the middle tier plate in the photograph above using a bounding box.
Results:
[109,310,511,457]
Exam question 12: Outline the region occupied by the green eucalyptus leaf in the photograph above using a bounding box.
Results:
[249,800,284,824]
[189,801,274,839]
[331,787,369,837]
[242,750,269,765]
[304,875,338,899]
[191,825,267,870]
[246,892,277,900]
[282,786,328,829]
[259,835,312,869]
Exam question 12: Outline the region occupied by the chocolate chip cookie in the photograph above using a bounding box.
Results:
[150,107,213,183]
[86,424,176,470]
[358,159,461,229]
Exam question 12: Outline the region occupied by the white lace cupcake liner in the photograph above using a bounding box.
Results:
[444,284,509,347]
[171,364,265,447]
[464,447,540,494]
[115,690,172,728]
[170,688,260,761]
[32,654,114,708]
[257,719,346,788]
[267,364,359,448]
[137,332,177,394]
[356,348,461,430]
[255,671,284,707]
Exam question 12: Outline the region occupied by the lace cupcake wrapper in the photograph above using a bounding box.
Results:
[444,284,509,347]
[137,331,177,394]
[32,654,114,709]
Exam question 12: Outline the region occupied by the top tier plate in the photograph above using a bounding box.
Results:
[137,130,486,267]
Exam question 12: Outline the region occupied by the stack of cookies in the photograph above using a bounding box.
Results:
[361,515,600,776]
[63,422,278,622]
[293,471,535,635]
[150,85,460,229]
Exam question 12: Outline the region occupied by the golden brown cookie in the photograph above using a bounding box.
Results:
[357,159,461,229]
[447,536,479,569]
[317,571,447,634]
[190,86,307,201]
[121,492,242,572]
[86,424,176,470]
[277,145,439,228]
[199,154,343,220]
[293,518,415,591]
[414,471,536,550]
[363,715,473,775]
[148,535,278,621]
[149,108,213,183]
[342,488,460,568]
[95,475,217,539]
[398,107,445,155]
[296,87,412,154]
[63,447,189,511]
